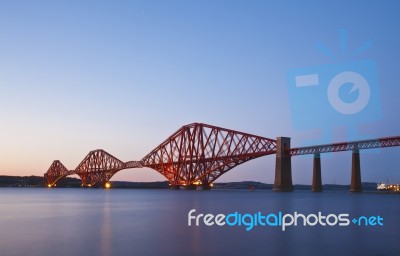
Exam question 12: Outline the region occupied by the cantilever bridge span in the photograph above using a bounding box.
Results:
[45,123,277,189]
[44,123,400,192]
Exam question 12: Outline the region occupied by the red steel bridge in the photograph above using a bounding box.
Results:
[44,123,400,192]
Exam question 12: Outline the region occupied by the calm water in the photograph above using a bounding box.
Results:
[0,188,399,256]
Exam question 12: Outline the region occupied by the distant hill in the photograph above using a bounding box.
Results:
[0,175,379,191]
[0,175,81,188]
[0,175,44,187]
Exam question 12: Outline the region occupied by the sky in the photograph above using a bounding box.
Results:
[0,0,399,185]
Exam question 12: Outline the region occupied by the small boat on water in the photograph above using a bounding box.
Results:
[377,183,387,191]
[377,182,400,192]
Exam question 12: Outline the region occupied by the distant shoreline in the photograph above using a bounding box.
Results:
[0,175,383,191]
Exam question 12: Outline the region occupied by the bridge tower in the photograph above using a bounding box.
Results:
[44,160,70,187]
[350,148,362,192]
[312,153,323,192]
[273,137,293,192]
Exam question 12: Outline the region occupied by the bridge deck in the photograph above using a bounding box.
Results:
[290,136,400,156]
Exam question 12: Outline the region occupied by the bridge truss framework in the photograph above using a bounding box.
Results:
[44,123,400,192]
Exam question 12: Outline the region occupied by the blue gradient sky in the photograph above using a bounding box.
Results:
[0,1,399,184]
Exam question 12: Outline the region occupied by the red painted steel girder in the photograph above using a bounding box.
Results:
[44,157,143,187]
[290,136,400,156]
[124,161,143,169]
[75,149,125,186]
[141,123,276,186]
[44,160,70,186]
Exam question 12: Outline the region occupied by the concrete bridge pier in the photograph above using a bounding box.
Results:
[312,153,323,192]
[273,137,293,192]
[350,149,362,192]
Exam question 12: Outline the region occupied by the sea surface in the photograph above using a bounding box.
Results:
[0,188,399,256]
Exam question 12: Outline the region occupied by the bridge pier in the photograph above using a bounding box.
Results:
[185,184,197,190]
[312,153,323,192]
[273,137,293,192]
[201,183,212,190]
[350,149,362,192]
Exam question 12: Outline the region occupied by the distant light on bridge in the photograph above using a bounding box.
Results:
[105,182,111,189]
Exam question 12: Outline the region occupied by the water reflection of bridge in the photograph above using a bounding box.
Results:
[44,123,400,192]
